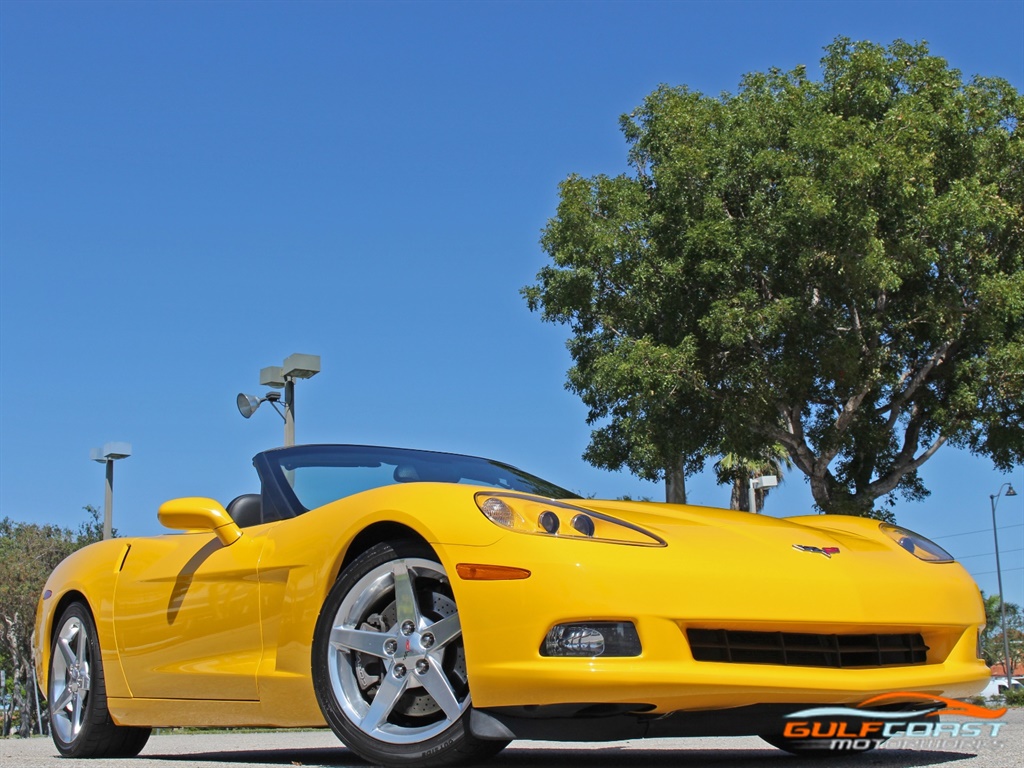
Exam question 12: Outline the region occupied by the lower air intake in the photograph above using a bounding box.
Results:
[686,629,928,668]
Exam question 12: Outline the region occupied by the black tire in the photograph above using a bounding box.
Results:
[48,602,151,758]
[312,540,508,767]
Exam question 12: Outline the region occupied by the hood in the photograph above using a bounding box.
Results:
[567,499,980,628]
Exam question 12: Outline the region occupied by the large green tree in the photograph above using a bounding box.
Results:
[0,508,105,736]
[525,37,1023,515]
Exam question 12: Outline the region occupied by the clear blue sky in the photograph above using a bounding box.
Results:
[1,0,1021,604]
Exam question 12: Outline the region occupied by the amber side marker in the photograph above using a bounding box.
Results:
[456,563,531,581]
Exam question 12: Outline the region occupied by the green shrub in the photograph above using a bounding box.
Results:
[1003,688,1024,707]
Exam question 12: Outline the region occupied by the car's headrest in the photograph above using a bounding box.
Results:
[393,465,421,483]
[225,493,263,528]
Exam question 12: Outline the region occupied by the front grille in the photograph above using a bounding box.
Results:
[686,629,928,668]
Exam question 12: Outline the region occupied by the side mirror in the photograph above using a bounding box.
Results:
[158,497,242,546]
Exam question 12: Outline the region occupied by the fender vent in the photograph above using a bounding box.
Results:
[686,629,928,668]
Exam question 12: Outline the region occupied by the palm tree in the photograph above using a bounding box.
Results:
[981,592,1024,675]
[714,445,793,513]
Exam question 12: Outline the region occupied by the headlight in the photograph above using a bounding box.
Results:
[474,492,666,547]
[880,523,954,563]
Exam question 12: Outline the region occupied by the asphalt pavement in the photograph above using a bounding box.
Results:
[2,709,1021,768]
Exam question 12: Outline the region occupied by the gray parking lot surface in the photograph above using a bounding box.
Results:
[2,709,1021,768]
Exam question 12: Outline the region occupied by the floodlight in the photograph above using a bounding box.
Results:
[237,391,283,420]
[238,353,319,446]
[237,393,261,418]
[260,366,286,388]
[282,353,321,379]
[751,475,778,491]
[90,442,132,462]
[747,474,779,515]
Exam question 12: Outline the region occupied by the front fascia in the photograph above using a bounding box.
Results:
[445,528,989,712]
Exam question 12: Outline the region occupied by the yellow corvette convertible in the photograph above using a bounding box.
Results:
[35,444,989,766]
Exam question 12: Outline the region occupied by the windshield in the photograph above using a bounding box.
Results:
[262,444,576,512]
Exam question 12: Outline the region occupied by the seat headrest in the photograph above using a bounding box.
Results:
[225,493,262,528]
[393,465,421,483]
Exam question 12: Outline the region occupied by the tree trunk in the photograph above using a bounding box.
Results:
[731,477,746,510]
[665,459,687,504]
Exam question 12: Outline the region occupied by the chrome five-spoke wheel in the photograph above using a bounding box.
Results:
[312,540,507,767]
[51,611,92,744]
[48,602,150,758]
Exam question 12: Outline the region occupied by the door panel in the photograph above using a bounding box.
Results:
[113,532,264,701]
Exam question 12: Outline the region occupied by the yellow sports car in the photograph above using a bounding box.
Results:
[34,444,989,766]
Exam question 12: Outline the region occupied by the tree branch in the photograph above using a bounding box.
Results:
[760,404,817,477]
[819,381,875,466]
[875,340,955,428]
[865,432,949,498]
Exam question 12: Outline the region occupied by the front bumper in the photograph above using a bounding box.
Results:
[439,530,990,712]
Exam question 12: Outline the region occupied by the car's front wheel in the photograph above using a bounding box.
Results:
[312,540,508,767]
[49,602,151,758]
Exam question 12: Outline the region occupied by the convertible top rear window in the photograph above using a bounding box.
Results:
[259,444,575,513]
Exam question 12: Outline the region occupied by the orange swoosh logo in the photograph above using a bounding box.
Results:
[859,692,1006,719]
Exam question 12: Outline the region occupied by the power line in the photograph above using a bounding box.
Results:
[971,566,1024,576]
[956,547,1024,560]
[933,523,1024,540]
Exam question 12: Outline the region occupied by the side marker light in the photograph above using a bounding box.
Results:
[456,563,531,581]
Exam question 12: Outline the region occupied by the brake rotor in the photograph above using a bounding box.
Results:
[352,591,466,719]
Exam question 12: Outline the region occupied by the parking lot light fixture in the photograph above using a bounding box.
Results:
[748,474,778,514]
[990,482,1018,689]
[237,354,320,446]
[89,442,132,540]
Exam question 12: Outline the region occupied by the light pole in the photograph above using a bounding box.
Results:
[237,353,320,446]
[990,482,1018,690]
[89,442,132,540]
[748,474,778,514]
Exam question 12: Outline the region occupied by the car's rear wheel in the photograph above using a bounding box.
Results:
[312,540,508,767]
[49,602,151,758]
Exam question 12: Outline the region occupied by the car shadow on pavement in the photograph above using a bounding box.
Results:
[498,747,981,767]
[145,746,981,767]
